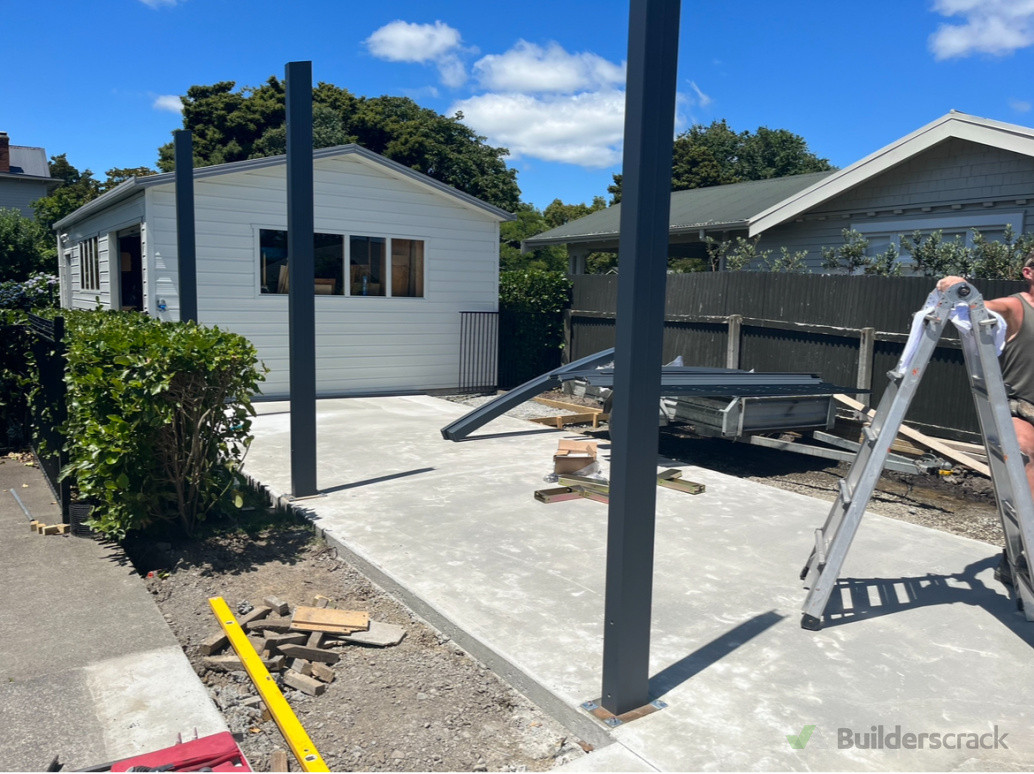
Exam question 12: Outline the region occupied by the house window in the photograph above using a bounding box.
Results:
[259,229,344,295]
[349,236,386,296]
[391,238,425,298]
[79,237,99,291]
[259,229,425,298]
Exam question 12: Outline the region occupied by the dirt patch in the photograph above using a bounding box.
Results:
[125,527,585,772]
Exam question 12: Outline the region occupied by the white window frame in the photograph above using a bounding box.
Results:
[79,236,100,291]
[254,226,428,300]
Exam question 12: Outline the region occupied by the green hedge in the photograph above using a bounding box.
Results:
[60,310,265,538]
[498,269,571,388]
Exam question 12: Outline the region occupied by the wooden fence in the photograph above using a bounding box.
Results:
[567,273,1027,440]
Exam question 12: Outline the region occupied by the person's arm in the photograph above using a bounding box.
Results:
[936,275,1022,339]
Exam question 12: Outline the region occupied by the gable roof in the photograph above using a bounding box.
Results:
[522,171,832,250]
[54,144,514,230]
[747,111,1034,236]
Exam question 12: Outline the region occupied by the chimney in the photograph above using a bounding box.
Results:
[0,133,9,174]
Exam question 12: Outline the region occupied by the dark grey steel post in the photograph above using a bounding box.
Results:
[286,60,317,497]
[174,130,197,322]
[600,0,681,716]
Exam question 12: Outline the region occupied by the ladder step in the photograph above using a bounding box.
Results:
[814,529,826,566]
[887,368,904,382]
[838,478,853,505]
[862,425,878,445]
[1003,499,1019,526]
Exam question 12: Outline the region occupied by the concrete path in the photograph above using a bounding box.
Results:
[0,456,225,771]
[246,396,1034,771]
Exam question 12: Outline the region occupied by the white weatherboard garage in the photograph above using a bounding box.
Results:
[54,146,513,398]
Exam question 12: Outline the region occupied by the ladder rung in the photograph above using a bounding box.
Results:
[862,425,878,445]
[887,368,904,382]
[838,478,853,505]
[987,443,1006,462]
[1003,498,1019,526]
[814,529,826,566]
[971,376,987,394]
[978,316,998,328]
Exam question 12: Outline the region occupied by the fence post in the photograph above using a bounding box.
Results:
[856,326,875,406]
[726,314,742,370]
[562,308,572,365]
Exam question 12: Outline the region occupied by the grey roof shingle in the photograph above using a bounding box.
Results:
[524,171,834,248]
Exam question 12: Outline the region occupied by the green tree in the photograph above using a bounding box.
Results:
[31,154,101,233]
[158,78,520,211]
[500,204,566,272]
[608,120,834,203]
[101,166,157,192]
[0,208,56,282]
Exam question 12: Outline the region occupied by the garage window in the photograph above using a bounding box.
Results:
[259,229,344,295]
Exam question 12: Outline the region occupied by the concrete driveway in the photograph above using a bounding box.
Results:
[245,395,1034,771]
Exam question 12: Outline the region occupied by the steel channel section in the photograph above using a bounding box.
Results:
[286,61,318,497]
[439,347,616,440]
[601,0,681,716]
[174,130,198,323]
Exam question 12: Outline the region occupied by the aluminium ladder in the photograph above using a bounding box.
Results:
[800,281,1034,630]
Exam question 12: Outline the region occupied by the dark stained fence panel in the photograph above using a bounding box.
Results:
[569,273,1027,440]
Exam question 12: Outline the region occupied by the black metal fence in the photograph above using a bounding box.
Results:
[568,273,1027,440]
[458,311,499,393]
[27,314,71,522]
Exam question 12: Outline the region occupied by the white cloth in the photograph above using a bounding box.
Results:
[896,289,1006,373]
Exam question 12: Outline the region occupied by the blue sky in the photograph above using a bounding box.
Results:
[4,0,1034,210]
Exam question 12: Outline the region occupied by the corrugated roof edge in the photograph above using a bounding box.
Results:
[53,144,514,230]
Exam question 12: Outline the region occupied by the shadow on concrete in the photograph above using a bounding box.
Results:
[320,467,436,495]
[820,555,1034,645]
[457,428,559,442]
[648,610,785,700]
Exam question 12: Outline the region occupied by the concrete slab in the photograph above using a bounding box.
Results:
[0,457,225,770]
[247,396,1034,771]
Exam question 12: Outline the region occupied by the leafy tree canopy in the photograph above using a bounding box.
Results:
[31,156,156,233]
[157,78,521,212]
[0,208,56,282]
[500,197,609,272]
[608,119,835,203]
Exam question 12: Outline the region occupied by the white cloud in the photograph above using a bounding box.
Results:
[451,90,626,168]
[138,0,179,7]
[1010,98,1033,112]
[365,20,467,86]
[687,80,712,108]
[152,94,183,113]
[929,0,1034,59]
[473,40,625,94]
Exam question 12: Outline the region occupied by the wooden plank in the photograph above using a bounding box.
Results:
[529,413,600,428]
[269,750,290,773]
[283,670,327,697]
[834,394,991,476]
[531,397,603,413]
[290,606,369,634]
[278,644,341,664]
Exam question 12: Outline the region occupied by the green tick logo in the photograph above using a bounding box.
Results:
[787,725,816,749]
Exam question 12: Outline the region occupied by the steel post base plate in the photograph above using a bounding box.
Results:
[580,698,668,728]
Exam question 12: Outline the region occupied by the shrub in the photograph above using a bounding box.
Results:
[0,273,59,310]
[498,269,571,388]
[60,310,265,538]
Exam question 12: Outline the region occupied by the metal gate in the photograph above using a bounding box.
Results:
[27,314,70,522]
[458,311,498,393]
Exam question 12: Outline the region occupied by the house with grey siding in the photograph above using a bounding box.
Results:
[524,112,1034,272]
[54,144,512,398]
[0,132,59,217]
